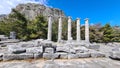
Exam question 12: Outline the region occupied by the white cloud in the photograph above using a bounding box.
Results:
[0,0,48,14]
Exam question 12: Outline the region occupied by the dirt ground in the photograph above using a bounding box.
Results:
[0,58,120,68]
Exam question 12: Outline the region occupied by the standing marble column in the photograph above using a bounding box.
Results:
[47,16,52,41]
[68,16,72,41]
[58,16,62,42]
[85,18,89,42]
[76,18,81,42]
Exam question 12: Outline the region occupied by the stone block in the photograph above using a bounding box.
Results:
[87,44,100,50]
[34,53,43,59]
[19,53,34,59]
[8,45,26,54]
[18,41,34,47]
[77,53,90,58]
[45,47,54,53]
[55,52,68,59]
[3,53,34,61]
[0,53,3,61]
[91,52,105,58]
[26,47,43,53]
[56,46,69,53]
[0,44,7,47]
[109,51,120,60]
[74,46,89,53]
[70,49,76,54]
[41,40,53,47]
[0,53,3,57]
[68,54,78,59]
[34,39,43,47]
[43,53,56,59]
[112,47,120,51]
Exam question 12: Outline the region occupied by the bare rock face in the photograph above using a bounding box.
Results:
[14,3,66,20]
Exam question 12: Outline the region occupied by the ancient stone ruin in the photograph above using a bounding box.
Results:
[47,16,90,42]
[0,16,120,68]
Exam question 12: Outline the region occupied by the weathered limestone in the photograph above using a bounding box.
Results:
[45,47,54,53]
[0,53,3,61]
[8,45,26,54]
[0,35,8,41]
[109,51,120,59]
[68,54,78,59]
[3,53,34,61]
[10,31,16,39]
[34,39,43,47]
[68,16,72,41]
[91,52,105,58]
[77,53,91,58]
[18,41,34,47]
[76,18,81,42]
[58,16,62,42]
[56,46,69,53]
[47,16,52,41]
[87,44,100,50]
[26,47,43,53]
[109,47,120,59]
[55,52,68,59]
[74,46,89,53]
[43,53,58,59]
[85,18,89,42]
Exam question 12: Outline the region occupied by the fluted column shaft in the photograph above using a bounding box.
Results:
[58,17,62,41]
[76,18,81,42]
[47,16,52,41]
[68,16,72,41]
[85,18,89,42]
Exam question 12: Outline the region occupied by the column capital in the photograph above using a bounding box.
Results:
[77,17,81,20]
[84,18,89,21]
[68,16,72,19]
[47,15,52,41]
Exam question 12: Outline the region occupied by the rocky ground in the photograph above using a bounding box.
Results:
[0,58,120,68]
[0,39,120,68]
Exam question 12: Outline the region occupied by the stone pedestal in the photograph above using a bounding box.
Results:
[10,31,16,39]
[76,18,81,42]
[67,16,72,41]
[85,18,89,42]
[47,16,52,41]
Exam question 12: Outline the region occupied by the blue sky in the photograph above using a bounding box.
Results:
[48,0,120,26]
[0,0,120,26]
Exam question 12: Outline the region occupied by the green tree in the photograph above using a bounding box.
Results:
[0,9,48,41]
[62,18,68,40]
[102,23,113,43]
[81,25,85,40]
[72,21,76,40]
[28,15,48,39]
[89,23,103,43]
[111,26,120,42]
[8,9,29,40]
[52,20,58,41]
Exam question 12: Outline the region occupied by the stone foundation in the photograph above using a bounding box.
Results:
[0,39,108,61]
